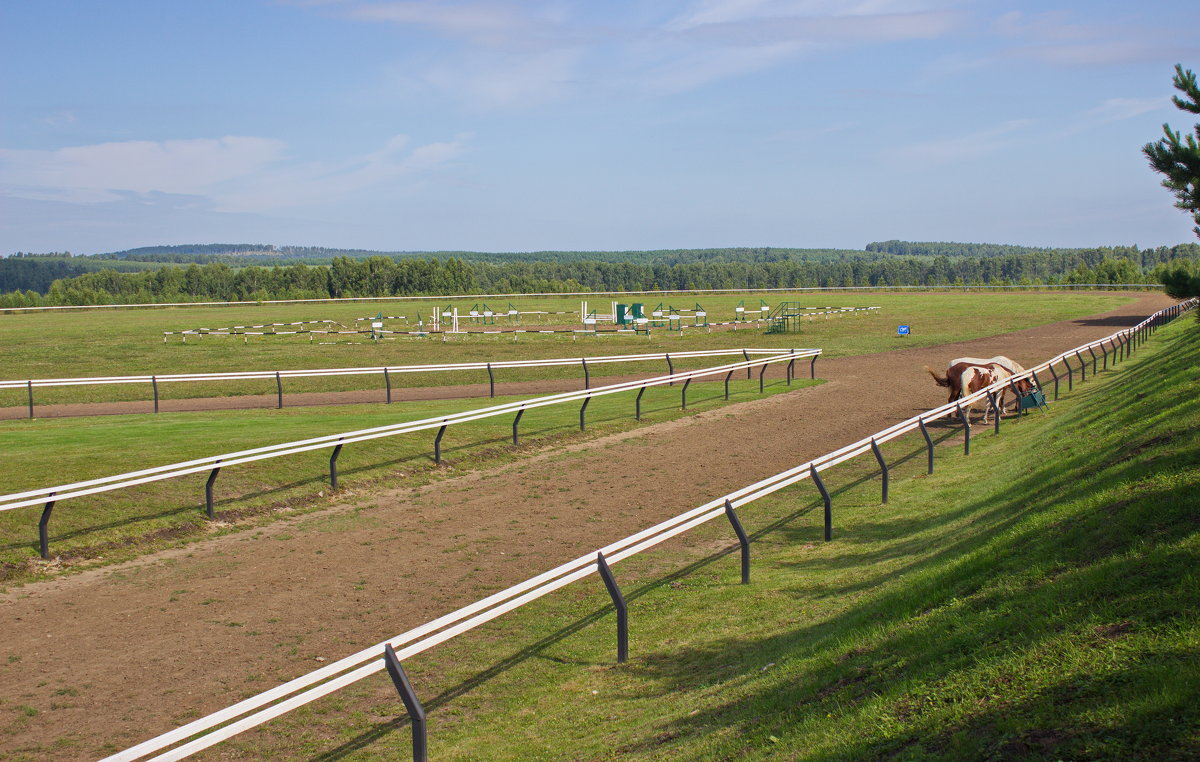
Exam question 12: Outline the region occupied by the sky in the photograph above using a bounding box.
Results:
[2,0,1198,255]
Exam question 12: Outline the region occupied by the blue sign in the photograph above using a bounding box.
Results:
[898,325,911,336]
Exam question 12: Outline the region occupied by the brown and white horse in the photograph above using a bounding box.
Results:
[956,364,1000,425]
[926,354,1035,418]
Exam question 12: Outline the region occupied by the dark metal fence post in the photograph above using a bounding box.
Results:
[787,349,795,385]
[385,368,392,404]
[434,424,447,465]
[724,499,750,584]
[582,358,589,390]
[512,407,524,445]
[758,362,766,393]
[276,371,283,409]
[743,349,751,379]
[329,440,344,490]
[666,353,673,385]
[596,552,628,663]
[956,403,970,455]
[870,438,889,503]
[810,354,817,379]
[1087,346,1098,375]
[987,391,1000,433]
[1101,341,1109,370]
[579,396,590,431]
[724,370,734,400]
[635,385,646,421]
[383,644,428,762]
[39,492,56,560]
[1076,351,1087,382]
[27,380,33,419]
[918,418,934,474]
[681,377,691,409]
[152,376,159,413]
[811,464,832,541]
[1063,356,1074,391]
[205,463,221,518]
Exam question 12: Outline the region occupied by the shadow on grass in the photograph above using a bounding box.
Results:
[306,498,826,762]
[304,429,953,761]
[317,321,1197,760]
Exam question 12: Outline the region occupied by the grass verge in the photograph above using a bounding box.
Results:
[0,376,819,582]
[208,315,1199,760]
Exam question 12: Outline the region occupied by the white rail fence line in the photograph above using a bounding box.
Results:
[0,347,800,418]
[100,298,1194,762]
[1,350,822,559]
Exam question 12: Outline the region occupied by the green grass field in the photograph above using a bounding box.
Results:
[0,375,817,579]
[0,291,1133,406]
[0,289,1137,579]
[207,313,1200,760]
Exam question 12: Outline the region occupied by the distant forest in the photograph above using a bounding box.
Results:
[1,242,1197,307]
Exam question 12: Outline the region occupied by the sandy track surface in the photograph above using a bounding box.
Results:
[0,292,1174,759]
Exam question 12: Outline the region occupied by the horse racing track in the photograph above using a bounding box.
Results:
[0,292,1177,760]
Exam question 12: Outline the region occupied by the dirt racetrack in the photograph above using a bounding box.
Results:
[0,292,1176,759]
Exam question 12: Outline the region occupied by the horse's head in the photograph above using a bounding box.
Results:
[1005,374,1035,396]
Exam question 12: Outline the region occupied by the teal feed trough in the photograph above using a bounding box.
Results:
[1018,390,1047,412]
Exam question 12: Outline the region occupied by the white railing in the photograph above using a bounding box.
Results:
[0,350,821,514]
[0,348,794,391]
[101,298,1195,762]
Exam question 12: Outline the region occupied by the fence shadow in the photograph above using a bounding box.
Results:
[305,429,959,761]
[306,497,823,762]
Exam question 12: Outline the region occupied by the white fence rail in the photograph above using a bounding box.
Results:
[0,350,821,559]
[0,347,792,390]
[100,298,1196,762]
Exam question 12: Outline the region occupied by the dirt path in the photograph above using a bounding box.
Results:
[0,292,1174,760]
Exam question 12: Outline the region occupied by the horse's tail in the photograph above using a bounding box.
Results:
[925,365,951,388]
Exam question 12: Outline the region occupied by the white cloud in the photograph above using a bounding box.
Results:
[989,10,1191,67]
[328,0,964,108]
[892,119,1033,165]
[420,47,586,109]
[341,1,527,42]
[0,137,286,204]
[633,42,807,94]
[670,0,952,30]
[1089,98,1164,122]
[0,134,467,214]
[672,10,961,47]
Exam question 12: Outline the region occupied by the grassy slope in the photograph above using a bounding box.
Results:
[223,315,1199,760]
[0,291,1130,406]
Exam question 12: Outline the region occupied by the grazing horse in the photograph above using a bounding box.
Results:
[957,364,1000,425]
[954,356,1035,415]
[927,354,1035,413]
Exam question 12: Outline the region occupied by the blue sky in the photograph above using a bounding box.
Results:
[2,0,1198,254]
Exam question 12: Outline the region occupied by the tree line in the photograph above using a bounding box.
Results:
[2,244,1198,308]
